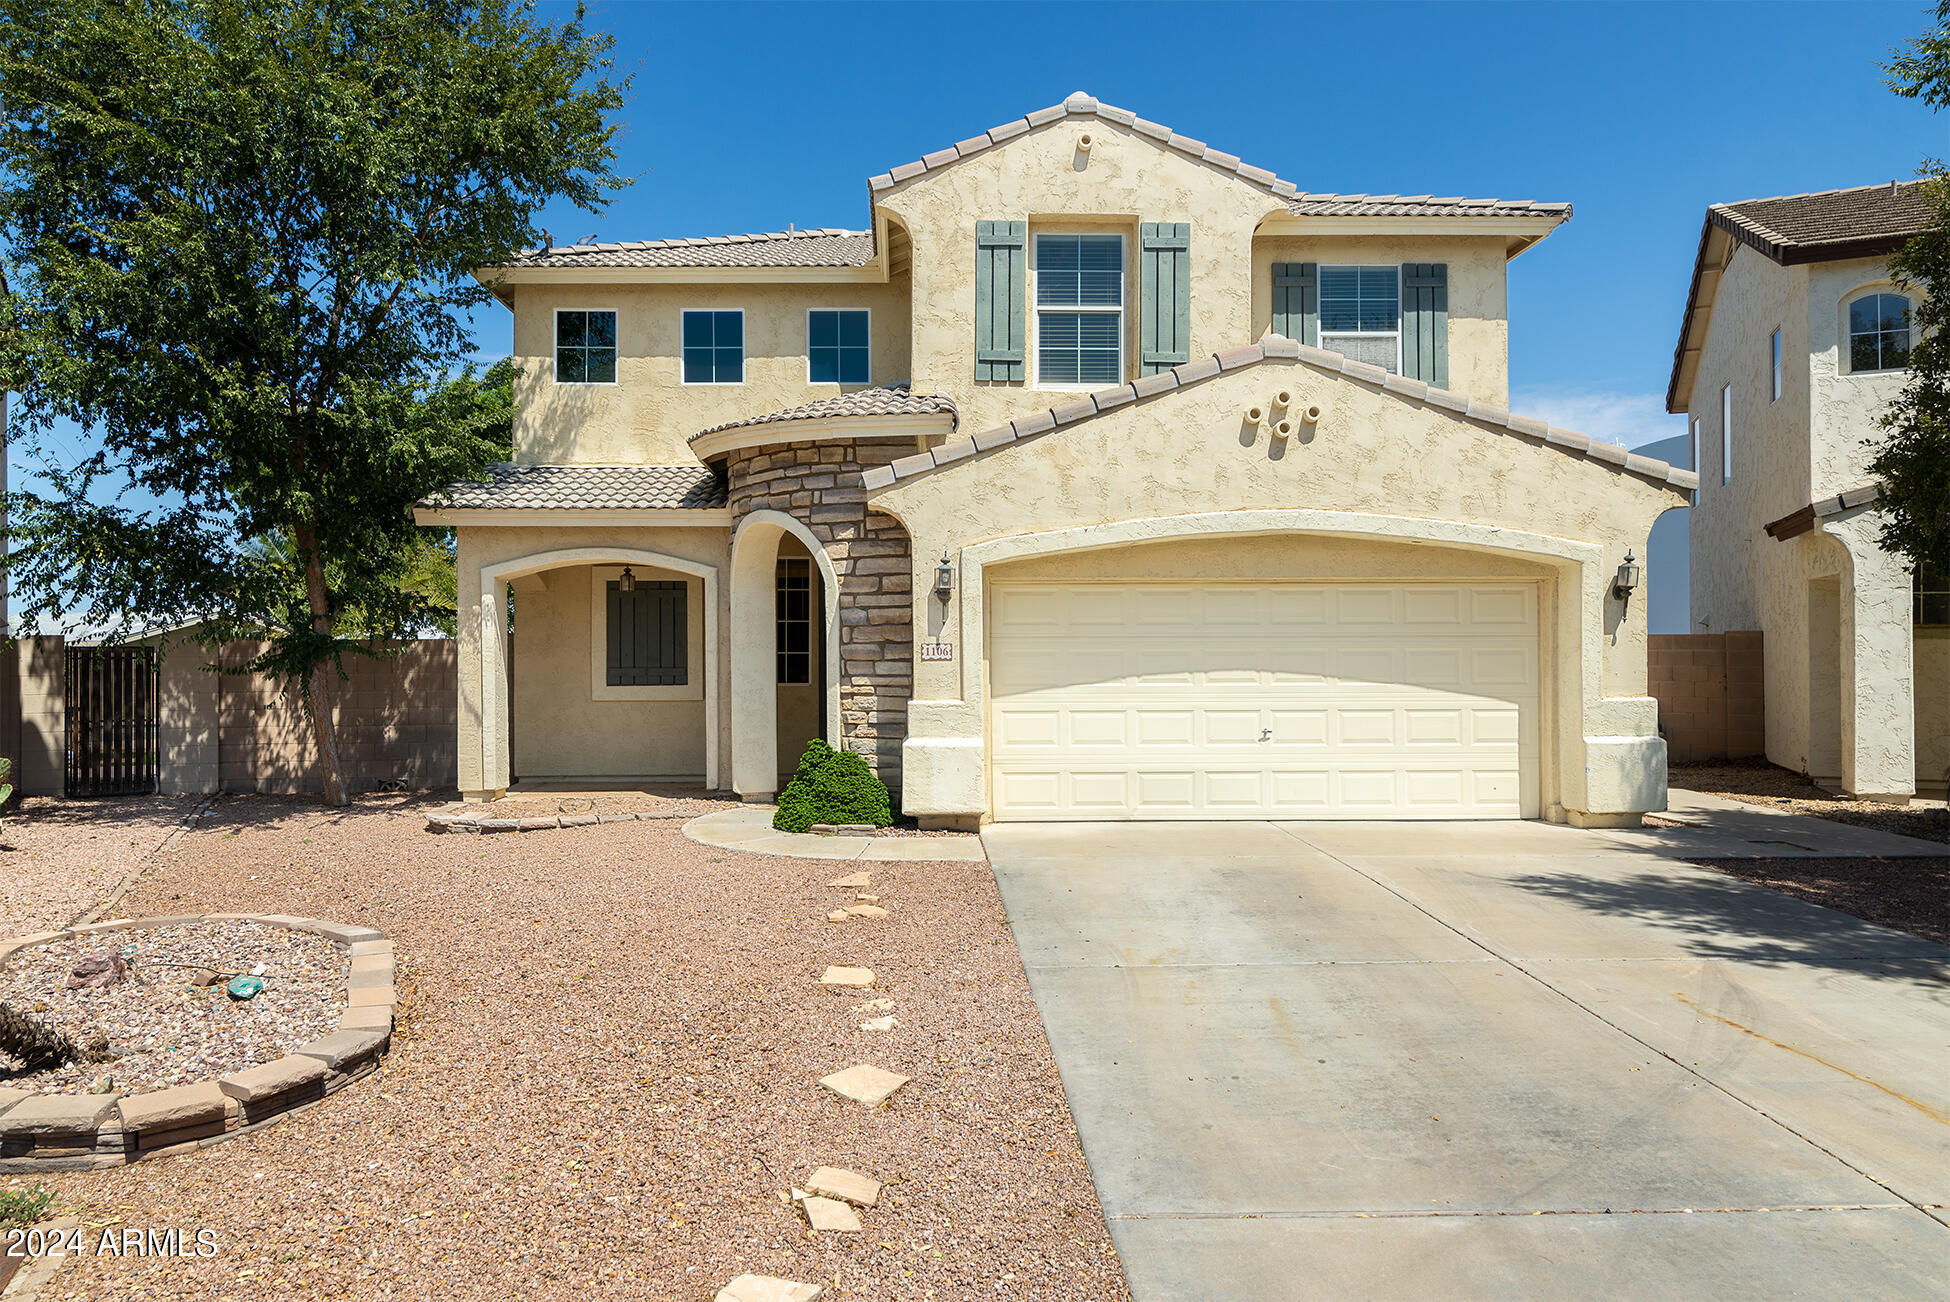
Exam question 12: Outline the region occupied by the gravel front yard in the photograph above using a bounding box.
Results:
[0,795,204,934]
[1670,761,1950,845]
[17,794,1127,1302]
[1685,856,1950,946]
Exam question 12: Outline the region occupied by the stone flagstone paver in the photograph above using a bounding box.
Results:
[819,965,874,989]
[827,871,872,889]
[715,1275,823,1302]
[801,1195,863,1233]
[824,909,850,923]
[819,1063,910,1107]
[860,1014,899,1032]
[844,903,889,919]
[807,1166,883,1207]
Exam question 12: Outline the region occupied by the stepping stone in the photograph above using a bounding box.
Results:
[860,1015,898,1032]
[807,1166,883,1208]
[827,871,872,889]
[825,910,850,923]
[844,904,889,919]
[715,1277,824,1302]
[858,998,896,1013]
[819,1063,909,1107]
[820,966,874,989]
[801,1195,862,1233]
[855,893,880,903]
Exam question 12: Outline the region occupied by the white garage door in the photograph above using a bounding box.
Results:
[988,582,1539,821]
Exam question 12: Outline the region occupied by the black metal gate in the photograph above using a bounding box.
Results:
[63,646,161,797]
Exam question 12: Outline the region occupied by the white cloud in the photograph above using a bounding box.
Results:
[1508,386,1687,454]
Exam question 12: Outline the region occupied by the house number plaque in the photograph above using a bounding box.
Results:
[919,642,954,662]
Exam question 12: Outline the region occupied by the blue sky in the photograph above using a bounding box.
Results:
[15,0,1947,504]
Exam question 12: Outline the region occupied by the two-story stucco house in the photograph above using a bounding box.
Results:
[1667,180,1946,801]
[416,93,1696,827]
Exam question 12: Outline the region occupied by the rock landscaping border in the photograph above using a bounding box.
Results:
[426,808,663,833]
[0,915,394,1173]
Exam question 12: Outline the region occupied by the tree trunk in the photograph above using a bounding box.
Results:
[295,520,350,807]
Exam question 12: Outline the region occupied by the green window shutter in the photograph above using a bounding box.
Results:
[607,580,688,687]
[1138,222,1192,374]
[974,220,1026,382]
[1271,262,1317,346]
[1401,263,1449,388]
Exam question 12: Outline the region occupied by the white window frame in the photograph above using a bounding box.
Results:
[552,307,620,387]
[1770,328,1782,401]
[1720,384,1733,486]
[804,307,872,386]
[588,566,705,702]
[679,308,746,387]
[1841,288,1914,376]
[1030,232,1126,390]
[1316,265,1404,374]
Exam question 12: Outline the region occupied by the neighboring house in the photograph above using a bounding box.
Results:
[1667,180,1947,800]
[417,92,1696,826]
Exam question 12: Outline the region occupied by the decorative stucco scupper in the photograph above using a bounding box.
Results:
[860,335,1701,495]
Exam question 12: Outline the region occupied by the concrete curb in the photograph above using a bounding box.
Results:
[683,807,987,863]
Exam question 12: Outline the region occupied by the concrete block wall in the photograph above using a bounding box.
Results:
[9,636,457,797]
[1649,631,1765,764]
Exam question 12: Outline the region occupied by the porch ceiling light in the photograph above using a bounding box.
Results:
[934,553,954,598]
[1613,551,1640,601]
[618,565,637,593]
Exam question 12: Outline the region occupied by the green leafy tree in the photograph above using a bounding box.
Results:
[0,1,624,803]
[1874,2,1950,572]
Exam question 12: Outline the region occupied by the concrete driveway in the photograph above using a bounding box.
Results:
[983,819,1950,1301]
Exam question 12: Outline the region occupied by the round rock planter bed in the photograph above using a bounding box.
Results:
[0,914,394,1173]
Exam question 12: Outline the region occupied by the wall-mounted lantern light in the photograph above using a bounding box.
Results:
[1613,550,1640,601]
[934,553,955,598]
[618,565,637,593]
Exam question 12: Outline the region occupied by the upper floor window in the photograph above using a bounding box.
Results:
[1319,266,1401,373]
[808,310,869,385]
[1034,233,1123,386]
[555,310,616,385]
[1689,416,1701,505]
[1848,293,1911,373]
[1770,328,1782,401]
[1720,384,1733,486]
[682,310,744,384]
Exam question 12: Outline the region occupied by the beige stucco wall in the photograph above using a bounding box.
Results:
[876,118,1516,438]
[1251,236,1510,406]
[873,359,1685,822]
[455,525,732,795]
[1687,247,1920,795]
[511,279,911,466]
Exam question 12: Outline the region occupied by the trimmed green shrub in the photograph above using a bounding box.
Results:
[773,739,893,833]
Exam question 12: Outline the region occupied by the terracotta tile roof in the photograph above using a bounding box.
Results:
[418,463,726,511]
[870,92,1571,226]
[860,336,1697,496]
[1711,180,1938,264]
[499,228,874,270]
[692,383,958,441]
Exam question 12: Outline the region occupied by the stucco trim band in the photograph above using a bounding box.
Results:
[861,338,1701,496]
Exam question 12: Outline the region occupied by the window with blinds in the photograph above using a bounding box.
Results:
[1318,265,1401,373]
[606,580,687,686]
[1035,233,1124,386]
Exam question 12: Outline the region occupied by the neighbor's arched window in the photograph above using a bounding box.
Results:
[1848,293,1911,373]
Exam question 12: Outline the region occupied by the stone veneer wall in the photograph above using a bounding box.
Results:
[725,439,916,785]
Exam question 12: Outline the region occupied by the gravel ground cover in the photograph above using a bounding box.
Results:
[1670,761,1950,845]
[0,796,203,934]
[447,787,744,822]
[20,793,1127,1302]
[0,921,344,1095]
[1684,856,1950,946]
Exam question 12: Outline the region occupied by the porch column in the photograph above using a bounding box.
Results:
[1830,513,1915,800]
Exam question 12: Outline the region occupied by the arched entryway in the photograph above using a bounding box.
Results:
[729,510,841,798]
